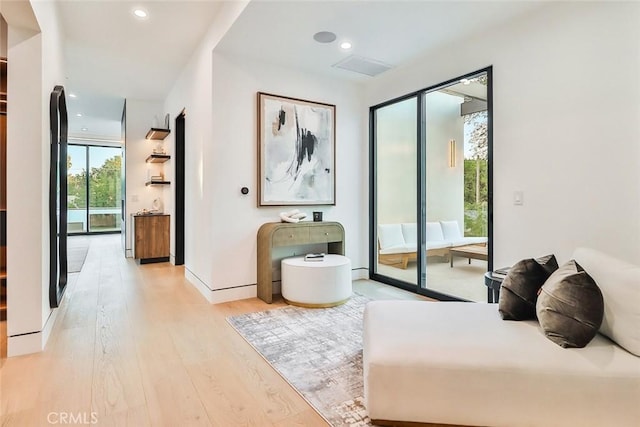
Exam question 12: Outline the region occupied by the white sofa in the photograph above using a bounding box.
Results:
[378,220,487,269]
[363,247,640,427]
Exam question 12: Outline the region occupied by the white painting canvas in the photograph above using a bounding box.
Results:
[258,92,335,206]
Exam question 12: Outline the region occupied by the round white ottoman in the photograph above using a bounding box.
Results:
[281,254,352,307]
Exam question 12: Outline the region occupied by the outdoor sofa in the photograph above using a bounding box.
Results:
[377,220,487,269]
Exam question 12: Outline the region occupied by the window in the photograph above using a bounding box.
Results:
[67,144,122,234]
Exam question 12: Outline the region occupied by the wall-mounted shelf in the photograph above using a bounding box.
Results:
[145,180,171,186]
[146,154,170,163]
[145,128,170,140]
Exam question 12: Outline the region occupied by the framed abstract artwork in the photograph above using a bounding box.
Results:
[258,92,336,206]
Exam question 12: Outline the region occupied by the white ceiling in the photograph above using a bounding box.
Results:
[55,0,546,140]
[215,1,546,82]
[56,0,225,140]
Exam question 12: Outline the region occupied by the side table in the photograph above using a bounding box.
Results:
[483,271,505,303]
[281,255,352,307]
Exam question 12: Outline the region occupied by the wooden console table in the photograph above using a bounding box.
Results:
[257,221,345,303]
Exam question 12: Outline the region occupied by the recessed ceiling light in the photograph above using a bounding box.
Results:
[133,8,148,19]
[76,113,83,117]
[340,41,352,50]
[69,93,77,98]
[81,127,88,131]
[313,31,336,44]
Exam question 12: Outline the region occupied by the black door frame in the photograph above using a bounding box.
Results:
[175,111,185,265]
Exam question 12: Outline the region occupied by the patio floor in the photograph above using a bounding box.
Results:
[377,256,488,302]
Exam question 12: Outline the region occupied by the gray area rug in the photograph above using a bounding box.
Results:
[227,294,372,426]
[67,237,90,273]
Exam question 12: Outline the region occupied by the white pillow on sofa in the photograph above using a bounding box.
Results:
[573,247,640,356]
[440,220,462,241]
[425,222,444,242]
[378,224,405,250]
[401,223,417,245]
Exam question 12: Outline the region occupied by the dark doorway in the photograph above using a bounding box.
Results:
[175,111,185,265]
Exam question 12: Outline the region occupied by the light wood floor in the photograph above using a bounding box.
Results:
[0,234,427,426]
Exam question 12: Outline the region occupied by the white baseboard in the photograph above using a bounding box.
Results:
[352,268,369,280]
[8,307,60,357]
[8,332,42,357]
[41,307,59,349]
[184,267,368,305]
[184,268,257,304]
[209,285,257,304]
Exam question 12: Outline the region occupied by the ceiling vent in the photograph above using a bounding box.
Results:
[332,55,392,77]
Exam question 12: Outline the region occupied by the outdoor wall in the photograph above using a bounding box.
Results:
[4,0,65,356]
[376,91,466,235]
[124,99,166,256]
[425,91,464,228]
[364,1,640,267]
[375,98,417,225]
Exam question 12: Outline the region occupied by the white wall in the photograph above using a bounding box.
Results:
[209,53,365,290]
[124,99,166,256]
[365,1,640,267]
[165,15,366,302]
[163,1,250,301]
[425,91,464,227]
[4,0,65,356]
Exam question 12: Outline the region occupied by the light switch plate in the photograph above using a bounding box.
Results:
[514,191,524,206]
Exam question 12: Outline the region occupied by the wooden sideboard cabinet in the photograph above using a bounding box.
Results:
[257,221,345,303]
[134,214,170,264]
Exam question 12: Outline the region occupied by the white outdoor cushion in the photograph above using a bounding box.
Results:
[425,221,444,242]
[573,247,640,356]
[379,244,416,255]
[440,220,462,241]
[426,241,451,250]
[401,223,417,245]
[378,224,405,250]
[450,236,488,246]
[364,301,640,427]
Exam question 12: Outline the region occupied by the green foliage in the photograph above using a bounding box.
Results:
[89,155,121,208]
[68,167,86,208]
[464,202,488,237]
[464,159,488,204]
[464,159,488,237]
[463,106,489,237]
[67,154,121,209]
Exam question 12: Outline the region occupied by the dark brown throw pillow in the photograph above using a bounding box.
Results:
[498,254,558,320]
[536,260,604,348]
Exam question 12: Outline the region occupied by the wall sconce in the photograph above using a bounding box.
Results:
[449,139,456,168]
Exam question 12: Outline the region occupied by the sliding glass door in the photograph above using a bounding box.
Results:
[371,68,492,301]
[67,144,122,234]
[372,96,418,287]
